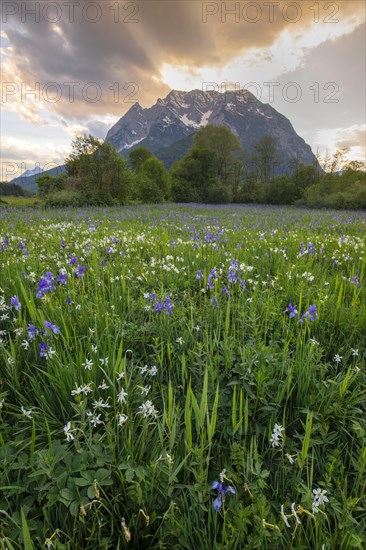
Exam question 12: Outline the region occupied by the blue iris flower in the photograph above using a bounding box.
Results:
[284,303,298,318]
[38,342,48,358]
[10,296,21,311]
[308,304,318,321]
[74,265,86,278]
[212,480,236,511]
[36,272,55,298]
[57,273,67,285]
[44,321,60,335]
[28,324,39,339]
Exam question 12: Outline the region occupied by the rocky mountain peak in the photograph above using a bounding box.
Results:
[106,89,317,168]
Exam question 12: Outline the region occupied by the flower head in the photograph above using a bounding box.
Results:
[280,504,291,528]
[212,478,236,511]
[308,304,318,321]
[38,341,49,358]
[28,324,39,340]
[284,303,298,318]
[36,272,55,298]
[312,487,329,514]
[64,421,74,442]
[117,388,128,404]
[118,413,128,426]
[270,423,285,448]
[44,321,60,335]
[10,296,21,311]
[57,273,67,285]
[74,265,86,278]
[21,406,33,419]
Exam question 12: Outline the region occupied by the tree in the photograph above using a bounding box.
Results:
[129,147,153,172]
[65,135,134,203]
[193,125,242,182]
[171,125,243,203]
[250,135,282,184]
[171,147,217,202]
[316,148,349,173]
[343,160,365,172]
[36,173,66,196]
[293,164,319,198]
[140,157,171,200]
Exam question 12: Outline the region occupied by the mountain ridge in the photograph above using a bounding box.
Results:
[106,88,318,169]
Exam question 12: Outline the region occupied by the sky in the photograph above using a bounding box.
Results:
[1,0,365,180]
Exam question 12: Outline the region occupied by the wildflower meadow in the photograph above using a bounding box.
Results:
[0,204,365,549]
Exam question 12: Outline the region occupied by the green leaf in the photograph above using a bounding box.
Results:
[59,488,74,502]
[21,508,34,550]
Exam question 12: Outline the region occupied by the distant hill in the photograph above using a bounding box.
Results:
[0,182,32,196]
[106,89,319,169]
[10,165,66,192]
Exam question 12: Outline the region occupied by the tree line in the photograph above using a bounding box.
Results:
[0,182,32,197]
[36,126,366,209]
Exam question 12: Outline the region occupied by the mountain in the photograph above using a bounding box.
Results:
[20,166,44,178]
[106,89,319,168]
[11,165,66,192]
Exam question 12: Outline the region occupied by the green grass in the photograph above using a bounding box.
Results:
[0,204,365,549]
[0,196,39,206]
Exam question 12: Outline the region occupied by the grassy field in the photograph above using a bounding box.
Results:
[0,204,365,549]
[0,196,39,207]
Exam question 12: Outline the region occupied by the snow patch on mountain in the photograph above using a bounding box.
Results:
[125,137,145,149]
[180,114,199,128]
[200,110,212,126]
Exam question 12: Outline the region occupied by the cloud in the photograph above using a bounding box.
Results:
[313,124,366,161]
[0,136,70,179]
[335,127,366,150]
[1,0,365,166]
[2,0,364,120]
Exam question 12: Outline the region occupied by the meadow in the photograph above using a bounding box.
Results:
[0,197,39,207]
[0,204,365,549]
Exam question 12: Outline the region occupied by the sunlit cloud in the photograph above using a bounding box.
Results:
[0,136,70,180]
[313,124,366,161]
[1,0,365,168]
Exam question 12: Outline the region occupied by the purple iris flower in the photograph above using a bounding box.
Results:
[164,297,173,314]
[57,273,67,285]
[28,324,39,339]
[154,297,173,315]
[228,269,238,284]
[206,274,215,290]
[308,304,318,321]
[154,301,164,313]
[10,296,21,311]
[38,342,48,358]
[196,270,203,280]
[36,272,55,298]
[212,481,236,511]
[284,303,298,318]
[74,265,86,278]
[44,321,60,335]
[68,255,78,266]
